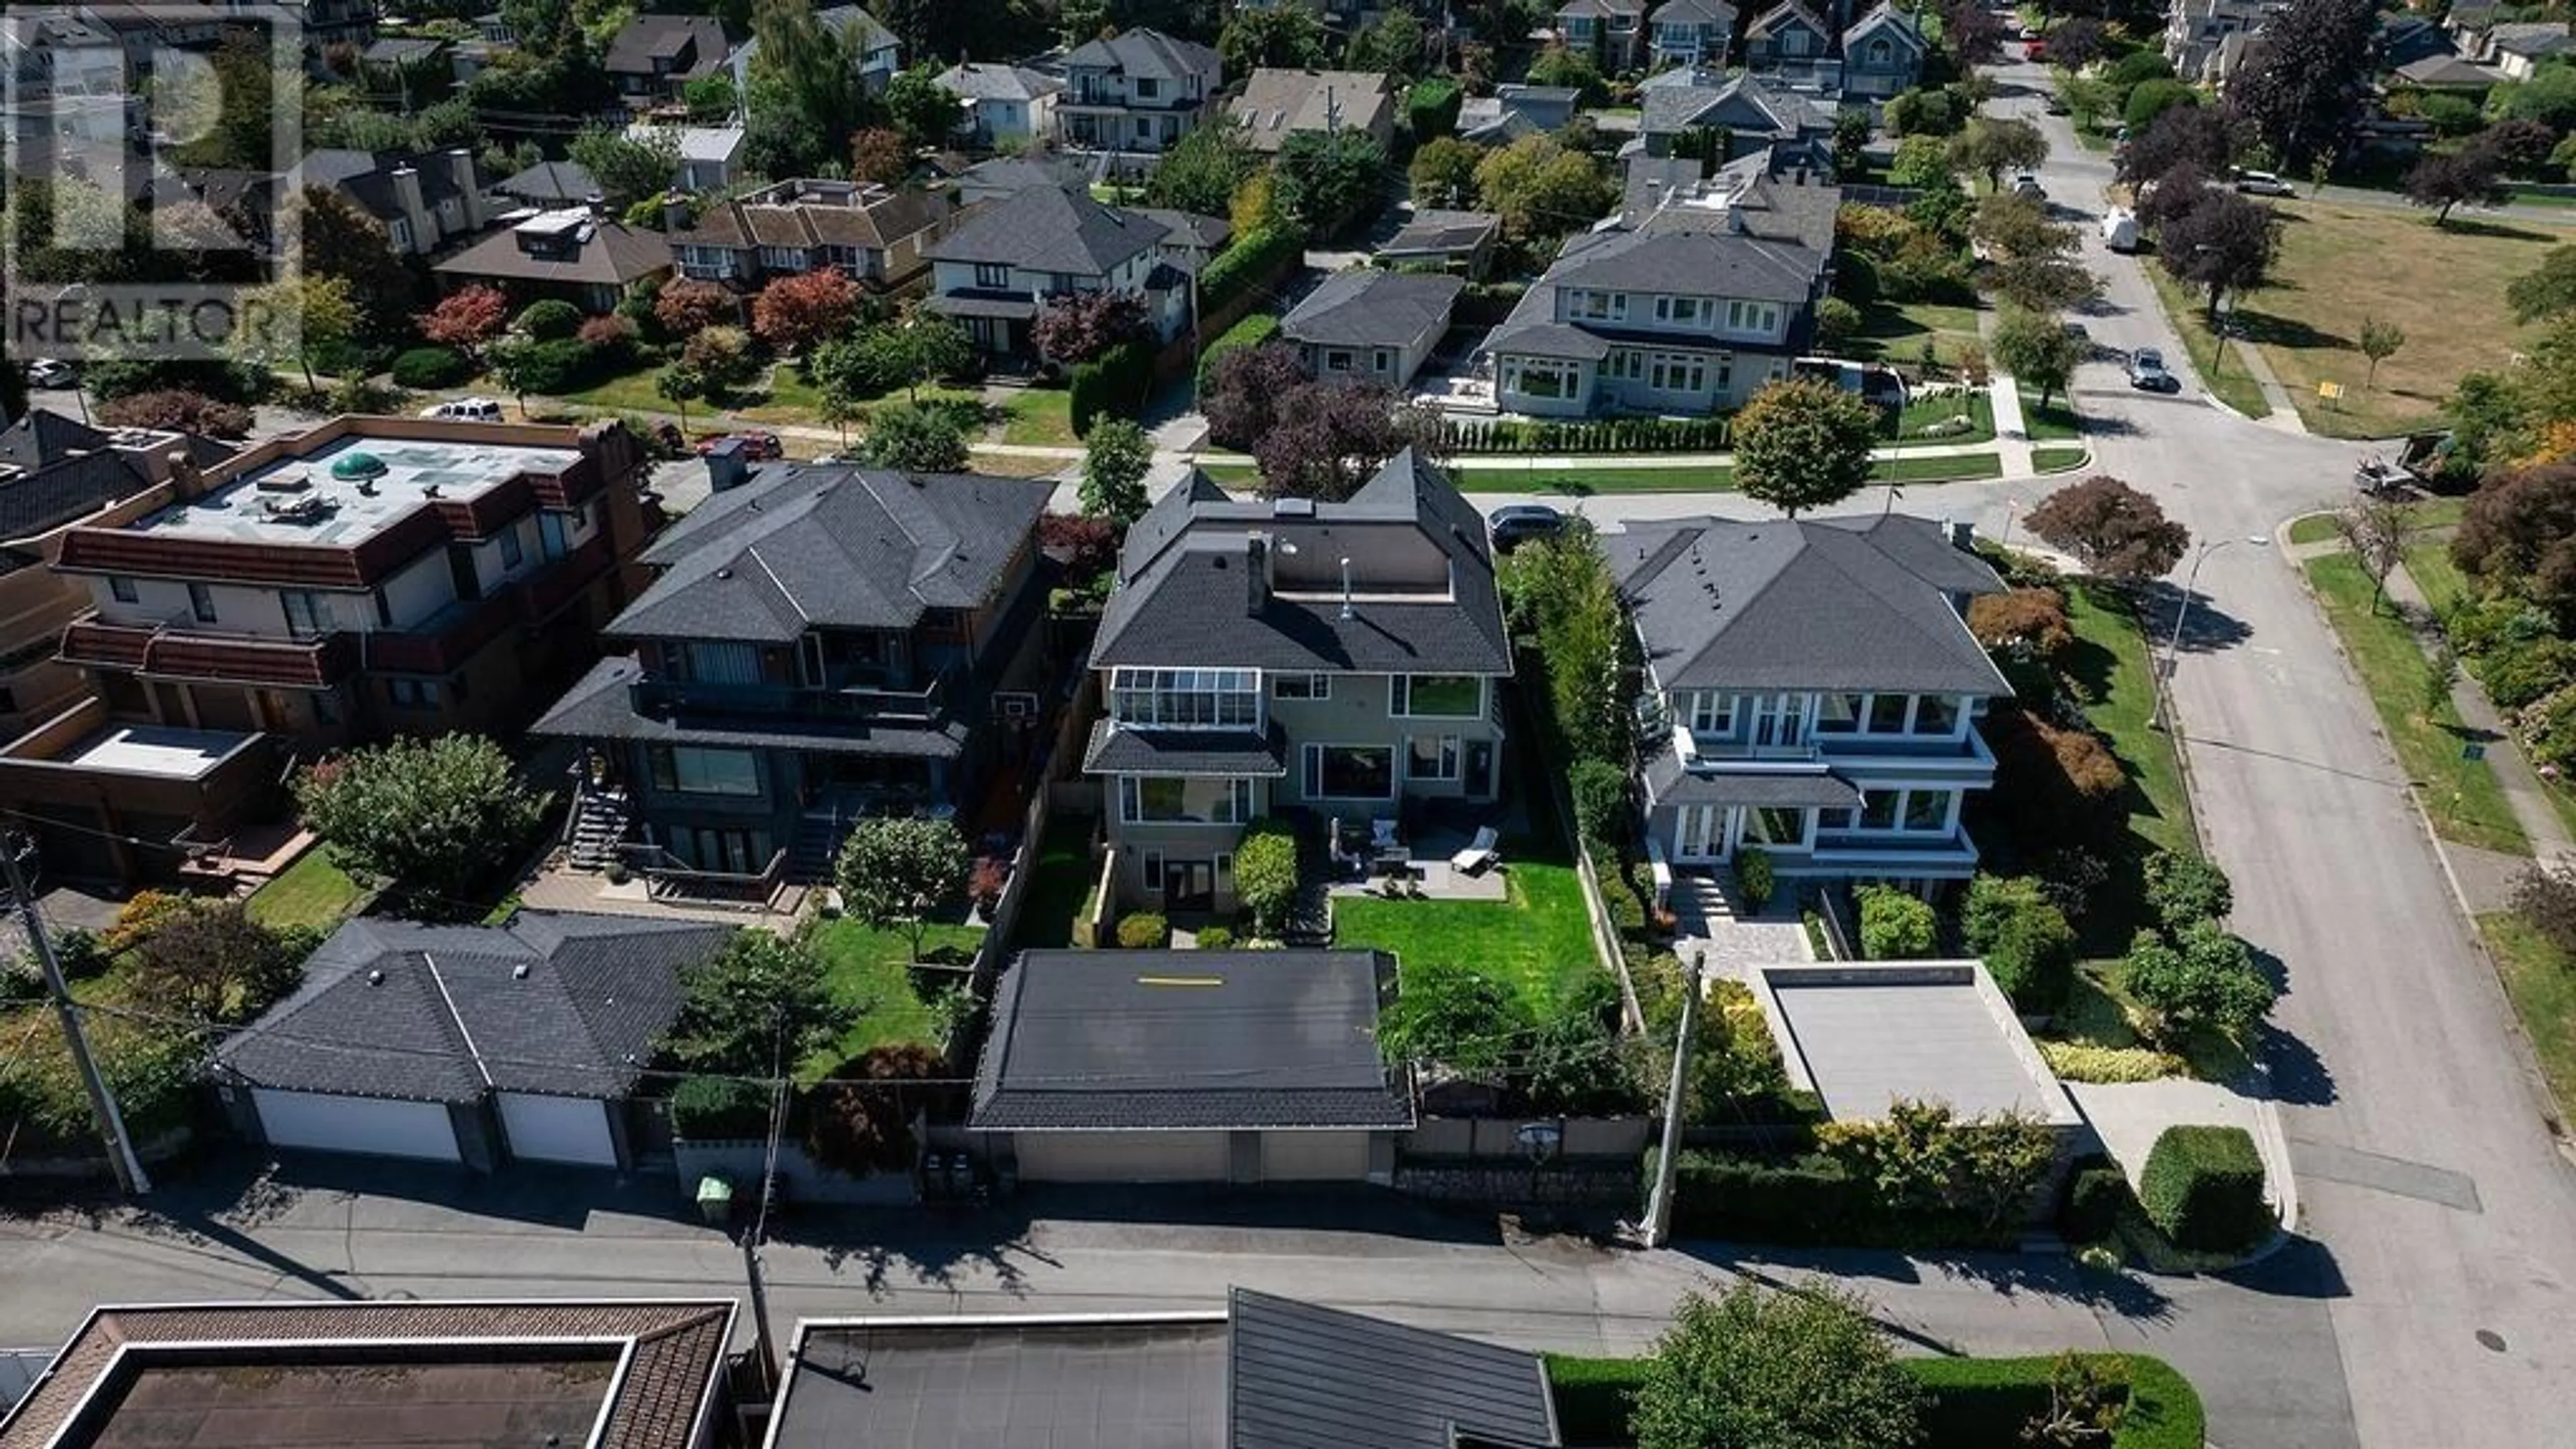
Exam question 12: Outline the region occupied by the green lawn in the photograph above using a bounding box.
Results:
[2404,540,2471,614]
[2288,496,2467,549]
[554,366,676,416]
[1218,451,2004,497]
[2304,552,2527,853]
[2033,445,2090,473]
[997,386,1077,446]
[2064,582,2196,857]
[1892,390,1994,445]
[2285,513,2341,547]
[2476,911,2576,1123]
[244,847,368,931]
[1852,297,1985,371]
[2024,399,2083,440]
[1872,451,2002,484]
[2139,264,2273,421]
[1333,857,1599,1012]
[1012,815,1099,951]
[804,916,987,1072]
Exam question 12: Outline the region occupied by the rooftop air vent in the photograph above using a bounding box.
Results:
[254,471,311,494]
[367,969,384,985]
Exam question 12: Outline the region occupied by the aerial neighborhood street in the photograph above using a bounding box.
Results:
[5,1,2576,1447]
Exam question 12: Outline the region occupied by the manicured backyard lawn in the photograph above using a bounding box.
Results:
[2476,911,2576,1122]
[1892,390,1994,445]
[805,916,985,1071]
[2304,552,2526,853]
[1333,857,1599,1013]
[244,847,369,931]
[997,386,1077,446]
[1851,297,1985,371]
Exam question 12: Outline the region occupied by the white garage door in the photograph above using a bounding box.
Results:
[1258,1131,1369,1182]
[1012,1130,1230,1182]
[496,1093,618,1167]
[253,1089,460,1163]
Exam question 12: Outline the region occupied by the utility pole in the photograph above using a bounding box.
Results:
[737,1040,788,1391]
[1,833,148,1195]
[1638,947,1704,1249]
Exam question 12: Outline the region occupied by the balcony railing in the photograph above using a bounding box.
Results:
[60,612,357,688]
[1672,722,1822,769]
[629,669,952,727]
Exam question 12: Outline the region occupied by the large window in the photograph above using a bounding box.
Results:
[1743,806,1810,848]
[1688,692,1735,735]
[1305,744,1394,799]
[1574,289,1626,321]
[1912,694,1960,735]
[1837,787,1957,835]
[973,262,1011,288]
[280,590,330,639]
[1505,358,1577,399]
[1120,775,1255,824]
[1393,674,1482,717]
[1655,296,1705,325]
[1407,734,1460,781]
[1816,692,1863,733]
[1904,789,1953,831]
[1858,790,1900,830]
[1723,299,1782,335]
[1649,353,1705,393]
[188,583,217,623]
[648,745,761,796]
[1110,667,1260,729]
[1868,694,1911,733]
[1273,674,1330,700]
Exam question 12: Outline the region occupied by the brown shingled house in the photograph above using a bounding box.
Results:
[433,210,676,313]
[667,177,957,293]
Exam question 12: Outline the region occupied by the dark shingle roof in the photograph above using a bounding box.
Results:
[1609,513,2008,694]
[1652,0,1737,24]
[433,218,674,287]
[531,655,974,759]
[1229,1289,1561,1449]
[614,464,1051,641]
[1061,26,1220,80]
[604,13,729,77]
[1129,206,1233,252]
[1642,746,1864,808]
[0,409,109,472]
[1640,70,1829,139]
[1383,208,1499,257]
[213,913,736,1104]
[929,183,1166,276]
[1844,1,1925,46]
[1282,269,1464,349]
[496,158,601,205]
[1084,720,1289,776]
[936,60,1065,103]
[1091,451,1513,676]
[970,949,1413,1131]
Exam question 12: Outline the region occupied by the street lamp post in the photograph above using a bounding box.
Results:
[2150,537,2249,731]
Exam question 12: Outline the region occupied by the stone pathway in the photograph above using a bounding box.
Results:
[1667,871,1813,980]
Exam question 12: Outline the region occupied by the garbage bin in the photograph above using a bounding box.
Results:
[696,1175,734,1227]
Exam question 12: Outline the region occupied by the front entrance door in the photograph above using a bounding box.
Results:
[1163,859,1215,912]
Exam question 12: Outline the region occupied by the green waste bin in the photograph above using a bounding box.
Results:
[696,1175,734,1227]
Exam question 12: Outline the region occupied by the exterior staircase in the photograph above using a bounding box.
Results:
[566,787,633,871]
[789,804,858,883]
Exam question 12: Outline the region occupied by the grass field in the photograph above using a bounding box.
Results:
[2475,911,2576,1124]
[2239,201,2556,439]
[806,916,986,1071]
[2404,540,2471,614]
[997,386,1077,446]
[2306,552,2527,853]
[2065,582,2196,857]
[2033,445,2090,472]
[2139,264,2274,421]
[2286,496,2466,548]
[244,847,369,931]
[1332,858,1599,1012]
[1893,390,1995,445]
[1852,297,1985,371]
[2024,399,2082,440]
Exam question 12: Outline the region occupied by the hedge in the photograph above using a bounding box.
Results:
[1197,311,1281,392]
[2138,1124,2272,1253]
[1546,1353,2205,1449]
[1201,225,1303,315]
[1440,415,1729,455]
[2057,1157,2131,1242]
[1652,1148,1877,1246]
[1406,77,1462,138]
[1069,339,1154,437]
[390,345,470,389]
[671,1075,772,1138]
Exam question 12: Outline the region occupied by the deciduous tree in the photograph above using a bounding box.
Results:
[1731,378,1880,517]
[1947,115,2049,191]
[2453,460,2576,627]
[655,277,739,335]
[2404,142,2504,226]
[1987,307,2084,411]
[569,125,680,209]
[849,126,910,187]
[1251,380,1442,500]
[2026,476,2192,582]
[129,898,311,1024]
[2043,18,2108,70]
[1409,136,1484,207]
[2358,316,2406,390]
[661,930,853,1075]
[418,284,511,360]
[1031,291,1150,364]
[804,1043,954,1173]
[857,399,973,472]
[1473,133,1615,240]
[1275,128,1389,240]
[2223,0,2377,169]
[231,275,358,394]
[1375,958,1534,1079]
[2123,922,2275,1039]
[2157,186,2279,321]
[752,268,865,355]
[292,735,545,915]
[1079,416,1153,522]
[1632,1283,1925,1449]
[883,62,963,148]
[835,815,970,961]
[2117,105,2235,187]
[1145,124,1258,217]
[2509,245,2576,324]
[1202,340,1313,449]
[1218,5,1327,72]
[1232,820,1301,934]
[297,186,421,343]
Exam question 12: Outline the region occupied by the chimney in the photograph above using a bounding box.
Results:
[1949,519,1976,551]
[167,450,205,499]
[661,191,693,233]
[449,148,485,230]
[390,163,429,241]
[1245,535,1269,614]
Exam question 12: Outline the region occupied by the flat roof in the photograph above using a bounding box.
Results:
[1746,961,2080,1125]
[771,1318,1230,1449]
[72,1349,619,1449]
[130,435,580,549]
[56,723,254,780]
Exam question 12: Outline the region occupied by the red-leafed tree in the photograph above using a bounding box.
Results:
[655,276,738,337]
[417,284,509,360]
[752,268,865,355]
[802,1043,959,1175]
[2026,476,2193,584]
[849,126,910,188]
[1030,290,1151,364]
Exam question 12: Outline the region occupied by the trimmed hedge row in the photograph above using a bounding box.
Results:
[1650,1147,2009,1250]
[2139,1124,2272,1252]
[1441,415,1730,455]
[1069,339,1154,437]
[1544,1352,2206,1449]
[1196,311,1282,392]
[1201,225,1303,316]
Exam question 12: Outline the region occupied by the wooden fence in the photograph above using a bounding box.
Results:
[1402,1115,1650,1161]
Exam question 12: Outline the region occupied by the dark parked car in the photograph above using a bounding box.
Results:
[698,430,784,460]
[2127,347,2181,393]
[1487,503,1566,550]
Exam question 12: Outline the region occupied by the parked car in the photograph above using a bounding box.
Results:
[2101,210,2139,253]
[420,396,504,422]
[2023,38,2047,60]
[2233,170,2296,197]
[1792,356,1910,411]
[2127,347,2180,393]
[1487,503,1566,550]
[25,359,76,388]
[698,430,783,460]
[2010,174,2046,200]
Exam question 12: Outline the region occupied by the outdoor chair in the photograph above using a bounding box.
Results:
[1450,825,1501,875]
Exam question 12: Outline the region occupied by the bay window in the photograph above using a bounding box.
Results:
[1110,667,1260,729]
[1505,358,1578,399]
[1119,775,1256,824]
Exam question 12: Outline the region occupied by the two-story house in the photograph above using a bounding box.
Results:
[1743,1,1838,85]
[1558,0,1650,70]
[605,13,731,105]
[297,147,488,258]
[669,178,956,294]
[1056,28,1223,154]
[936,61,1066,146]
[1611,513,2008,893]
[1649,0,1737,67]
[531,463,1053,894]
[728,3,901,100]
[434,210,676,313]
[923,183,1190,362]
[1840,3,1928,101]
[1229,68,1398,154]
[2164,0,2283,85]
[1084,451,1512,914]
[1637,69,1837,168]
[1281,269,1465,389]
[626,119,750,193]
[1483,165,1838,418]
[3,418,652,884]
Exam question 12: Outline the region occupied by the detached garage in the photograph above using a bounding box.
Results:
[969,949,1413,1185]
[213,912,736,1172]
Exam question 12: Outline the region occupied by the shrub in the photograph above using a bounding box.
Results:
[1406,77,1462,138]
[1201,225,1303,313]
[2143,850,2233,929]
[1962,875,2076,1010]
[802,1042,953,1175]
[1195,924,1236,950]
[514,299,584,341]
[390,345,470,388]
[1734,847,1775,912]
[2512,863,2576,956]
[2037,1038,2186,1083]
[1195,311,1282,392]
[2122,923,2274,1039]
[1660,1149,1875,1244]
[1597,861,1648,934]
[1378,958,1534,1078]
[2137,1124,2272,1252]
[1815,294,1862,350]
[1568,757,1630,848]
[2522,682,2576,773]
[52,926,109,981]
[1544,1356,1649,1446]
[967,856,1008,917]
[97,389,254,437]
[2058,1159,2131,1242]
[1233,819,1301,933]
[1116,912,1171,949]
[2473,632,2576,710]
[670,1075,772,1138]
[1858,884,1938,959]
[1069,338,1153,437]
[1968,588,2073,658]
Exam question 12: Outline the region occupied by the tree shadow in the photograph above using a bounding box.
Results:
[765,1201,1051,1301]
[1676,1243,2178,1334]
[2139,583,2254,658]
[2444,217,2555,244]
[2213,1233,2352,1301]
[2230,311,2349,353]
[2244,946,2338,1106]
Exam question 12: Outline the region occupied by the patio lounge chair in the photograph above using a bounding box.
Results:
[1450,825,1501,875]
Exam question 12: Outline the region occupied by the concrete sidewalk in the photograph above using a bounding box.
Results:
[2226,337,2308,435]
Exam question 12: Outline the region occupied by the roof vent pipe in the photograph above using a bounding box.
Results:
[1339,556,1354,621]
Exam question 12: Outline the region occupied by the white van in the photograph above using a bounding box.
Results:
[419,397,504,422]
[2101,210,2139,253]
